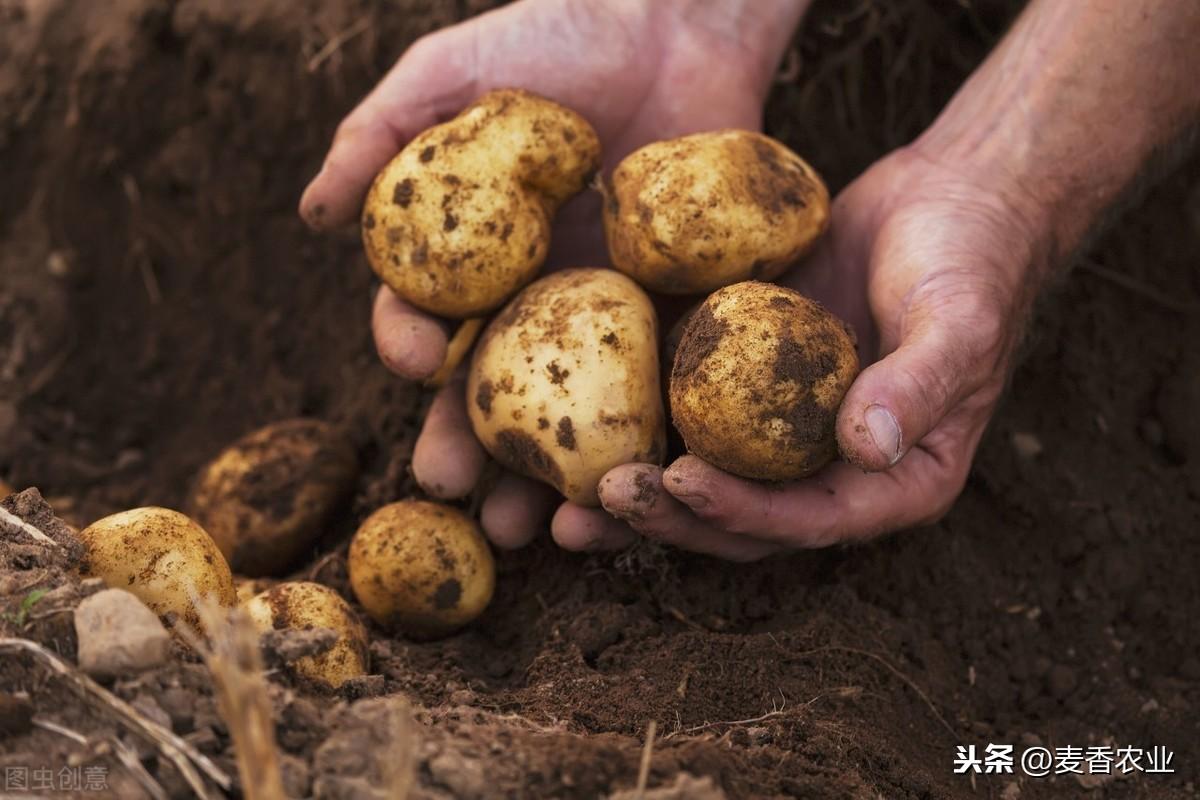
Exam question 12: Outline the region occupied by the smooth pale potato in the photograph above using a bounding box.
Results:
[362,88,601,319]
[79,507,236,630]
[604,130,829,295]
[467,268,666,506]
[348,501,494,639]
[189,419,357,577]
[243,581,368,689]
[670,281,858,481]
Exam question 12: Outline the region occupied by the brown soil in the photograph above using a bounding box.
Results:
[2,1,1199,798]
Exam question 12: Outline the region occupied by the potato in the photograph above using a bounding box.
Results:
[243,581,368,689]
[603,130,829,295]
[189,419,357,577]
[670,281,858,481]
[0,479,11,497]
[348,501,494,639]
[79,507,236,630]
[467,268,666,506]
[234,576,277,606]
[362,88,601,319]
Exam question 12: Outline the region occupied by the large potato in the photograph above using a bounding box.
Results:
[604,130,829,294]
[348,501,494,639]
[670,281,858,481]
[79,507,236,630]
[362,88,601,319]
[467,268,666,506]
[188,419,357,577]
[243,581,368,689]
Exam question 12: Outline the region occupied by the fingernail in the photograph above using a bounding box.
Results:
[864,404,902,466]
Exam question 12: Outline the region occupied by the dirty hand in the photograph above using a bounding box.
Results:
[299,0,807,547]
[587,147,1045,559]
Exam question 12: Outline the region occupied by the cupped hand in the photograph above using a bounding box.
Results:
[581,146,1049,559]
[301,0,802,547]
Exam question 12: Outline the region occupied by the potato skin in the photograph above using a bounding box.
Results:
[467,268,666,506]
[188,419,357,577]
[604,130,829,295]
[243,581,368,689]
[348,501,495,639]
[362,89,601,319]
[79,507,236,630]
[670,281,858,481]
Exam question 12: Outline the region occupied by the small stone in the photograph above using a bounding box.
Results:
[1011,431,1043,459]
[0,693,34,735]
[74,589,170,679]
[1046,664,1078,699]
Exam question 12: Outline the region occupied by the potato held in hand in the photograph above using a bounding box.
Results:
[189,419,357,577]
[79,507,236,631]
[670,281,858,481]
[243,581,368,689]
[349,501,494,639]
[604,130,829,294]
[362,89,601,318]
[467,269,666,506]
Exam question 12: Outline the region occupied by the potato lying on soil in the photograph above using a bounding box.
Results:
[467,268,666,506]
[189,419,357,578]
[604,130,829,295]
[79,507,236,631]
[670,281,858,481]
[362,88,601,319]
[348,500,494,639]
[243,581,368,689]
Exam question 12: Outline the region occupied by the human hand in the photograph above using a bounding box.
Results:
[300,0,809,547]
[582,145,1049,559]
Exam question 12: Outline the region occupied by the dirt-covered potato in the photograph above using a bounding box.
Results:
[348,501,494,639]
[670,281,858,481]
[604,130,829,295]
[243,581,368,689]
[188,419,357,578]
[79,507,236,630]
[362,89,601,319]
[467,269,666,506]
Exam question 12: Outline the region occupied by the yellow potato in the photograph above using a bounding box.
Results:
[0,479,11,497]
[362,88,601,319]
[670,281,858,481]
[234,576,277,606]
[79,507,236,630]
[348,501,494,639]
[243,581,368,689]
[604,130,829,294]
[189,419,357,577]
[467,269,666,506]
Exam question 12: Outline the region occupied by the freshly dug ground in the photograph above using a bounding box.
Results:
[2,0,1199,798]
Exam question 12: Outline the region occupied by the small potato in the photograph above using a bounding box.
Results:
[348,501,494,639]
[604,130,829,295]
[79,507,236,630]
[670,281,858,481]
[467,269,666,506]
[362,88,601,319]
[243,581,368,689]
[189,419,357,577]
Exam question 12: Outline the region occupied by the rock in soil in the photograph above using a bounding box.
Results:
[73,588,171,679]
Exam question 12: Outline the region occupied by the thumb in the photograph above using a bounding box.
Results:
[836,282,1010,471]
[299,27,478,230]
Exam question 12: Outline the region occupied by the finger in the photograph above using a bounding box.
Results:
[597,464,780,561]
[663,453,964,548]
[372,286,449,381]
[300,30,477,229]
[480,473,557,550]
[550,503,637,552]
[412,375,485,499]
[836,281,1009,471]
